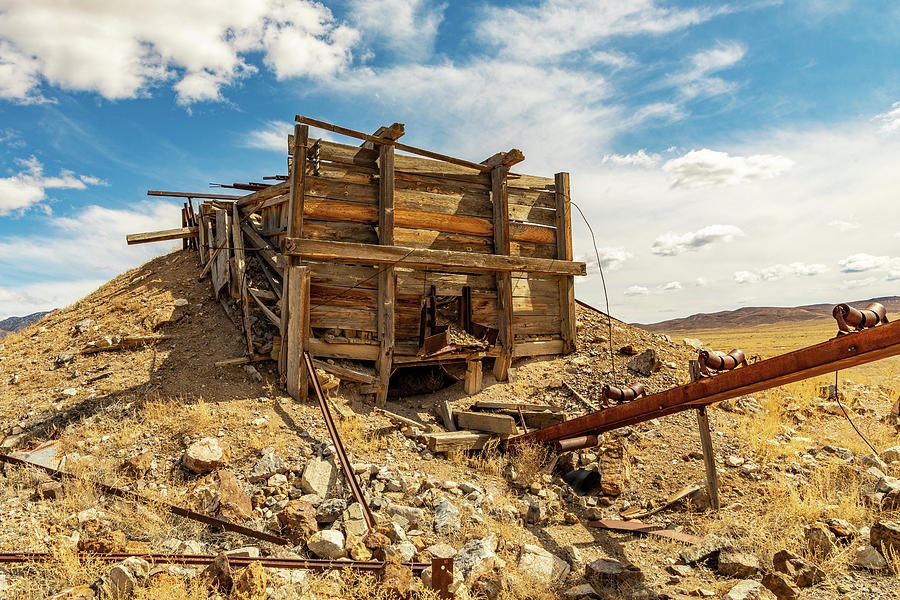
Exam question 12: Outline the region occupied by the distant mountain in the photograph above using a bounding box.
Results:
[0,311,52,338]
[635,296,900,333]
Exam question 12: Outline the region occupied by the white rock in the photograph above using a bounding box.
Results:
[433,497,460,534]
[107,557,150,596]
[722,579,775,600]
[182,437,230,474]
[301,457,337,498]
[518,544,570,582]
[307,529,346,559]
[853,544,888,570]
[454,534,497,584]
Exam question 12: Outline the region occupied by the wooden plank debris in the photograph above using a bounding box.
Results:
[312,359,377,385]
[81,335,172,354]
[455,411,517,435]
[464,360,483,395]
[126,226,197,245]
[424,431,495,453]
[438,401,457,431]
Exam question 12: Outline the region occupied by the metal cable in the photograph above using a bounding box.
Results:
[834,371,879,456]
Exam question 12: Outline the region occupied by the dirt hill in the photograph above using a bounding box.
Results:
[0,249,898,599]
[637,296,900,333]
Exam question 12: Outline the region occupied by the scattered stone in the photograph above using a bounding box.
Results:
[56,352,75,365]
[200,552,233,591]
[307,529,346,559]
[804,523,836,557]
[187,469,253,522]
[870,520,900,557]
[182,437,230,474]
[772,550,824,588]
[717,549,760,578]
[433,497,460,534]
[61,388,78,397]
[454,534,497,584]
[564,583,598,599]
[277,500,318,544]
[881,446,900,464]
[679,534,729,566]
[78,530,127,554]
[683,338,703,350]
[349,539,373,561]
[585,557,643,587]
[726,455,745,467]
[618,344,638,355]
[853,544,888,570]
[232,561,268,600]
[37,480,63,499]
[248,452,287,483]
[761,571,799,600]
[599,440,629,496]
[300,456,337,498]
[825,518,857,538]
[518,544,570,582]
[385,504,427,529]
[121,451,153,478]
[723,580,775,600]
[74,319,93,334]
[341,502,369,539]
[425,543,457,559]
[381,558,412,598]
[627,349,661,376]
[46,586,94,600]
[103,557,150,598]
[244,365,263,382]
[385,541,417,563]
[315,498,347,523]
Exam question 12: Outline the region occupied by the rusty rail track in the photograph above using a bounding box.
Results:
[510,318,900,446]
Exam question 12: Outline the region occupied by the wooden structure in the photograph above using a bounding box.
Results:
[127,116,586,403]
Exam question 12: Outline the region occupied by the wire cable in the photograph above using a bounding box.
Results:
[570,200,616,386]
[834,371,879,456]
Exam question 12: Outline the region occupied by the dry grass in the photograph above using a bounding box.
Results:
[507,441,549,487]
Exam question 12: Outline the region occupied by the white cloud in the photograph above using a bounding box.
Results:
[838,253,890,273]
[0,0,359,105]
[624,285,650,297]
[245,120,294,153]
[733,262,828,284]
[660,281,682,291]
[596,247,632,271]
[0,279,105,321]
[887,270,900,281]
[875,101,900,132]
[651,224,744,256]
[602,149,660,167]
[663,149,795,188]
[477,0,726,63]
[347,0,445,61]
[667,41,746,99]
[828,219,860,232]
[0,157,104,216]
[695,277,709,287]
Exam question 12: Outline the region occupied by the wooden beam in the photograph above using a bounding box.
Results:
[233,203,253,356]
[242,222,283,276]
[455,411,517,435]
[247,286,281,328]
[464,360,483,395]
[438,401,457,432]
[425,431,495,453]
[295,115,493,173]
[236,180,291,209]
[555,172,576,354]
[474,401,561,412]
[376,142,396,406]
[285,265,311,400]
[281,125,308,380]
[362,123,404,150]
[126,226,198,245]
[148,190,241,200]
[491,165,514,381]
[283,238,586,276]
[696,407,720,510]
[312,359,377,385]
[481,149,524,170]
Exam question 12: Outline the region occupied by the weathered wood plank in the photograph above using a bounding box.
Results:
[310,306,377,331]
[425,431,495,452]
[285,265,310,400]
[492,164,514,382]
[213,209,230,298]
[312,358,377,385]
[555,172,576,354]
[376,142,396,406]
[242,222,283,277]
[308,339,380,361]
[512,339,565,357]
[126,226,198,245]
[474,401,560,412]
[455,411,517,434]
[464,360,483,395]
[438,401,457,432]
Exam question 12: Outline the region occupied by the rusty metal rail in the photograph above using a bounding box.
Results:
[304,351,376,531]
[510,318,900,446]
[0,453,291,546]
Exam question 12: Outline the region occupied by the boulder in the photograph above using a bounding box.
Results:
[717,549,760,578]
[683,338,703,350]
[627,349,661,376]
[723,580,775,600]
[585,557,643,588]
[385,541,417,563]
[385,504,427,529]
[679,534,729,566]
[248,453,287,483]
[454,534,497,584]
[300,456,337,498]
[870,520,900,557]
[518,544,570,582]
[187,469,253,522]
[804,523,836,557]
[232,561,268,600]
[824,518,857,538]
[882,446,900,463]
[772,550,824,588]
[381,558,412,598]
[341,502,369,540]
[618,344,638,355]
[276,500,318,544]
[432,497,460,534]
[761,571,799,600]
[307,529,346,559]
[599,441,629,496]
[182,437,230,474]
[425,543,457,559]
[315,498,347,523]
[200,552,233,591]
[853,544,888,570]
[103,557,150,598]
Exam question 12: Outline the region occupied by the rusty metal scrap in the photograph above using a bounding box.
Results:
[698,348,747,376]
[600,382,647,406]
[833,301,888,335]
[586,519,702,545]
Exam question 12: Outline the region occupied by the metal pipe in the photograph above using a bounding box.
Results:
[698,349,747,376]
[555,435,599,452]
[600,382,647,404]
[834,302,888,334]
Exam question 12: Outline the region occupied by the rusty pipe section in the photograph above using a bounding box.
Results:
[600,382,646,406]
[698,349,747,376]
[834,302,888,335]
[555,435,599,452]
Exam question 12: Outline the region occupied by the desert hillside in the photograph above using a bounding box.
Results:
[0,249,898,599]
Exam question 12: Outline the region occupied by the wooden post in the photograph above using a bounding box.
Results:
[232,203,253,357]
[464,360,483,395]
[375,142,396,405]
[696,406,720,510]
[286,265,310,400]
[491,165,514,381]
[280,124,308,379]
[555,172,576,353]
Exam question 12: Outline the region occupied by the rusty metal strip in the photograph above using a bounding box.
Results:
[431,556,453,598]
[509,319,900,446]
[0,453,291,546]
[586,519,702,545]
[303,351,376,531]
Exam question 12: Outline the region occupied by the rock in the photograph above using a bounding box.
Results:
[599,440,629,496]
[618,344,638,355]
[385,504,427,529]
[520,494,546,524]
[74,319,93,334]
[105,557,150,597]
[187,469,253,522]
[248,453,287,483]
[381,558,412,598]
[349,539,373,561]
[726,455,745,467]
[300,457,337,498]
[825,518,857,538]
[564,583,598,599]
[232,561,268,600]
[341,502,369,540]
[717,549,760,578]
[307,529,346,559]
[46,586,94,600]
[432,497,460,534]
[121,451,153,478]
[182,437,230,474]
[315,498,346,523]
[804,523,836,557]
[772,550,824,588]
[585,557,642,588]
[61,388,78,397]
[627,349,661,376]
[385,541,417,563]
[723,580,775,600]
[277,500,318,544]
[454,534,497,583]
[881,445,900,463]
[363,530,392,559]
[78,530,127,554]
[425,543,457,559]
[679,534,729,566]
[56,352,75,365]
[421,564,464,595]
[876,475,900,494]
[37,480,63,499]
[761,571,799,600]
[200,552,233,591]
[683,338,703,350]
[518,544,570,582]
[853,544,888,570]
[558,452,579,473]
[870,520,900,557]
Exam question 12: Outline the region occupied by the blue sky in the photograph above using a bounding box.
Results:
[1,0,899,323]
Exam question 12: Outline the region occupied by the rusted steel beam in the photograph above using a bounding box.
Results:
[509,319,900,445]
[585,519,702,545]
